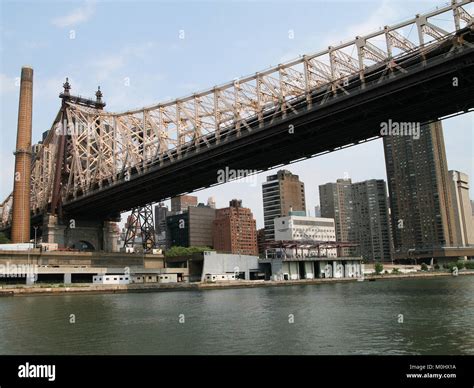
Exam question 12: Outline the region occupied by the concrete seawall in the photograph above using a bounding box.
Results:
[1,271,473,297]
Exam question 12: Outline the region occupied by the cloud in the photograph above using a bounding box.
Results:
[335,1,400,43]
[22,40,50,50]
[279,0,402,63]
[0,73,18,95]
[178,82,201,93]
[90,55,126,80]
[79,44,160,111]
[52,1,96,28]
[88,42,155,81]
[35,75,82,100]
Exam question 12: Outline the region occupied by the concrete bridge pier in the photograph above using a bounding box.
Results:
[42,214,120,252]
[26,273,36,285]
[103,221,119,253]
[64,273,72,284]
[42,214,66,247]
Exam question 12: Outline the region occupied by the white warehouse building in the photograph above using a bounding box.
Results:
[260,215,363,281]
[274,215,337,258]
[201,251,262,282]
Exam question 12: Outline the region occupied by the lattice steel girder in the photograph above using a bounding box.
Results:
[123,204,155,250]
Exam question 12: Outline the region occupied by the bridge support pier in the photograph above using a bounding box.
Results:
[42,214,120,252]
[42,215,66,247]
[64,273,72,285]
[103,221,119,253]
[26,273,36,286]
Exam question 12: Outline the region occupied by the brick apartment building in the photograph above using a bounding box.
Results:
[213,199,258,255]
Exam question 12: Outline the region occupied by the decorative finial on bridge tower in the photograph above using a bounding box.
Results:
[62,77,71,96]
[95,86,103,104]
[58,78,105,109]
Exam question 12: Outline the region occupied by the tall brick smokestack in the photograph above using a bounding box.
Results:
[11,66,33,243]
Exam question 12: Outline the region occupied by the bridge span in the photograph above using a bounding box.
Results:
[64,27,474,217]
[66,29,474,217]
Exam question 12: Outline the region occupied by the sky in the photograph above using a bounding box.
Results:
[0,0,473,229]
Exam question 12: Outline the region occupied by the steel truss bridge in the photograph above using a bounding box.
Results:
[1,0,474,228]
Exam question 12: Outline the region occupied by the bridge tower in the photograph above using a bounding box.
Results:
[41,80,120,252]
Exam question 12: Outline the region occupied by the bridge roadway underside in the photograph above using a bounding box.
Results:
[63,33,474,218]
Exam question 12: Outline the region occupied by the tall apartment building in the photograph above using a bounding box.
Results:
[166,204,216,248]
[472,200,474,235]
[351,180,392,262]
[262,170,306,241]
[449,170,474,246]
[383,121,457,259]
[166,212,189,247]
[207,196,216,209]
[319,179,355,255]
[154,203,168,246]
[314,205,321,217]
[213,199,258,255]
[319,178,392,261]
[170,195,198,213]
[257,228,266,256]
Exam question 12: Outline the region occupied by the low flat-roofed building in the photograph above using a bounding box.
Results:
[201,251,261,281]
[93,274,131,285]
[261,240,362,280]
[165,250,263,282]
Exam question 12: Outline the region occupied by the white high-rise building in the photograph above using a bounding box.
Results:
[449,171,474,246]
[207,196,216,209]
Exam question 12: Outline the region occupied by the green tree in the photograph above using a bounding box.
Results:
[165,246,211,257]
[0,232,10,244]
[374,262,383,275]
[464,261,474,270]
[420,263,428,271]
[456,260,466,270]
[444,262,458,272]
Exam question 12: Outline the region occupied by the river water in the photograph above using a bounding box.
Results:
[0,276,473,355]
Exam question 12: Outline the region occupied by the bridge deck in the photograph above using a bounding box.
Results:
[61,28,474,218]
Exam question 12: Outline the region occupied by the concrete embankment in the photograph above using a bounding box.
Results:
[1,271,473,297]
